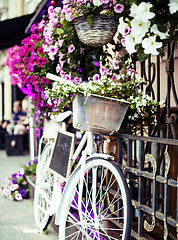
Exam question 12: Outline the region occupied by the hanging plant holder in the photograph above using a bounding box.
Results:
[73,15,117,47]
[72,93,130,135]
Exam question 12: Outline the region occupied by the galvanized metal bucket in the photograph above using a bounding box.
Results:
[72,93,130,135]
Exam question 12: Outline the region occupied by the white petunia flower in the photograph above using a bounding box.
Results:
[124,34,136,54]
[117,17,129,36]
[142,36,162,55]
[131,19,150,43]
[151,24,169,40]
[130,2,155,22]
[168,0,178,14]
[93,0,102,7]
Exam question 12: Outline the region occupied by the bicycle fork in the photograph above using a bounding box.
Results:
[78,132,99,233]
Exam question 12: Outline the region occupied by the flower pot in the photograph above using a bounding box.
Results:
[73,15,117,47]
[26,175,36,200]
[72,93,130,135]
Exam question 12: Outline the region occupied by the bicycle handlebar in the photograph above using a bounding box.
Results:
[46,73,65,83]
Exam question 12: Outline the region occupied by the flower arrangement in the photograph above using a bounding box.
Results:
[59,0,177,61]
[61,0,125,24]
[117,0,178,61]
[4,20,56,131]
[42,5,117,83]
[5,0,177,131]
[45,61,164,130]
[0,159,38,201]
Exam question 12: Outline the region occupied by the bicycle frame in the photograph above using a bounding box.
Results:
[55,130,113,227]
[36,118,113,230]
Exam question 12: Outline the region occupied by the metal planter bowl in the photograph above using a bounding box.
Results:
[72,93,130,135]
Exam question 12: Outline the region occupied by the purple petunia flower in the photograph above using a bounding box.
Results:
[33,159,38,165]
[20,189,26,197]
[12,178,17,184]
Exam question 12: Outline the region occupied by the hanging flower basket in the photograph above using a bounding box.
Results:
[72,93,130,135]
[73,15,117,47]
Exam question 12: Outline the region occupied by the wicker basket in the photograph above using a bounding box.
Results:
[73,15,117,47]
[72,93,130,135]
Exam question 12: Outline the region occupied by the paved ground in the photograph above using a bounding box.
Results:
[0,150,58,240]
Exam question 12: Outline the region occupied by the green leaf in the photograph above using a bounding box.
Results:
[56,28,64,35]
[87,15,93,26]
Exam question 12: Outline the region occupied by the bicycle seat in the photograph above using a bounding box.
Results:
[50,111,72,123]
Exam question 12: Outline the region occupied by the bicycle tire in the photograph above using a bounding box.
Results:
[34,142,54,232]
[58,157,131,240]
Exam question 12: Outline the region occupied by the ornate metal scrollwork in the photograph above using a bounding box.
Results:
[164,219,168,240]
[165,113,178,141]
[164,146,170,178]
[145,153,157,178]
[144,154,157,232]
[144,215,156,232]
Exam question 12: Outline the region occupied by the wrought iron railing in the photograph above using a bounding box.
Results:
[117,134,178,239]
[117,30,178,239]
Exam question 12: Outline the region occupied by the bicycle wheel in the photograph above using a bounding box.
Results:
[34,142,54,232]
[59,157,131,240]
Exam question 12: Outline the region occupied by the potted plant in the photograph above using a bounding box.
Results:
[0,159,38,201]
[4,20,55,134]
[61,0,125,47]
[60,0,177,60]
[45,61,164,134]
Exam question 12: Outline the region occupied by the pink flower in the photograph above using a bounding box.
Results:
[95,62,100,67]
[22,181,27,185]
[65,11,74,21]
[37,19,45,31]
[54,7,61,13]
[36,57,47,67]
[30,24,36,33]
[48,45,58,60]
[60,70,65,78]
[100,66,106,76]
[57,39,63,48]
[48,6,54,15]
[101,0,109,4]
[68,44,75,53]
[93,74,100,82]
[9,184,19,191]
[58,51,64,60]
[15,192,23,201]
[112,74,117,80]
[114,4,124,13]
[124,26,131,35]
[56,63,62,73]
[106,68,112,75]
[121,38,126,47]
[113,61,119,70]
[8,195,14,201]
[37,47,45,55]
[65,74,71,81]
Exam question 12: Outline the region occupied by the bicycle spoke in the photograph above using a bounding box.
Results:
[59,158,131,240]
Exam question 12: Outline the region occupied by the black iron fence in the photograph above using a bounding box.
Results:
[117,31,178,239]
[117,133,178,239]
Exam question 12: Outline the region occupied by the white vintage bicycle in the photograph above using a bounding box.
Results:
[34,74,132,240]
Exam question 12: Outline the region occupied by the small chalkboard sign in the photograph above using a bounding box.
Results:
[49,130,75,180]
